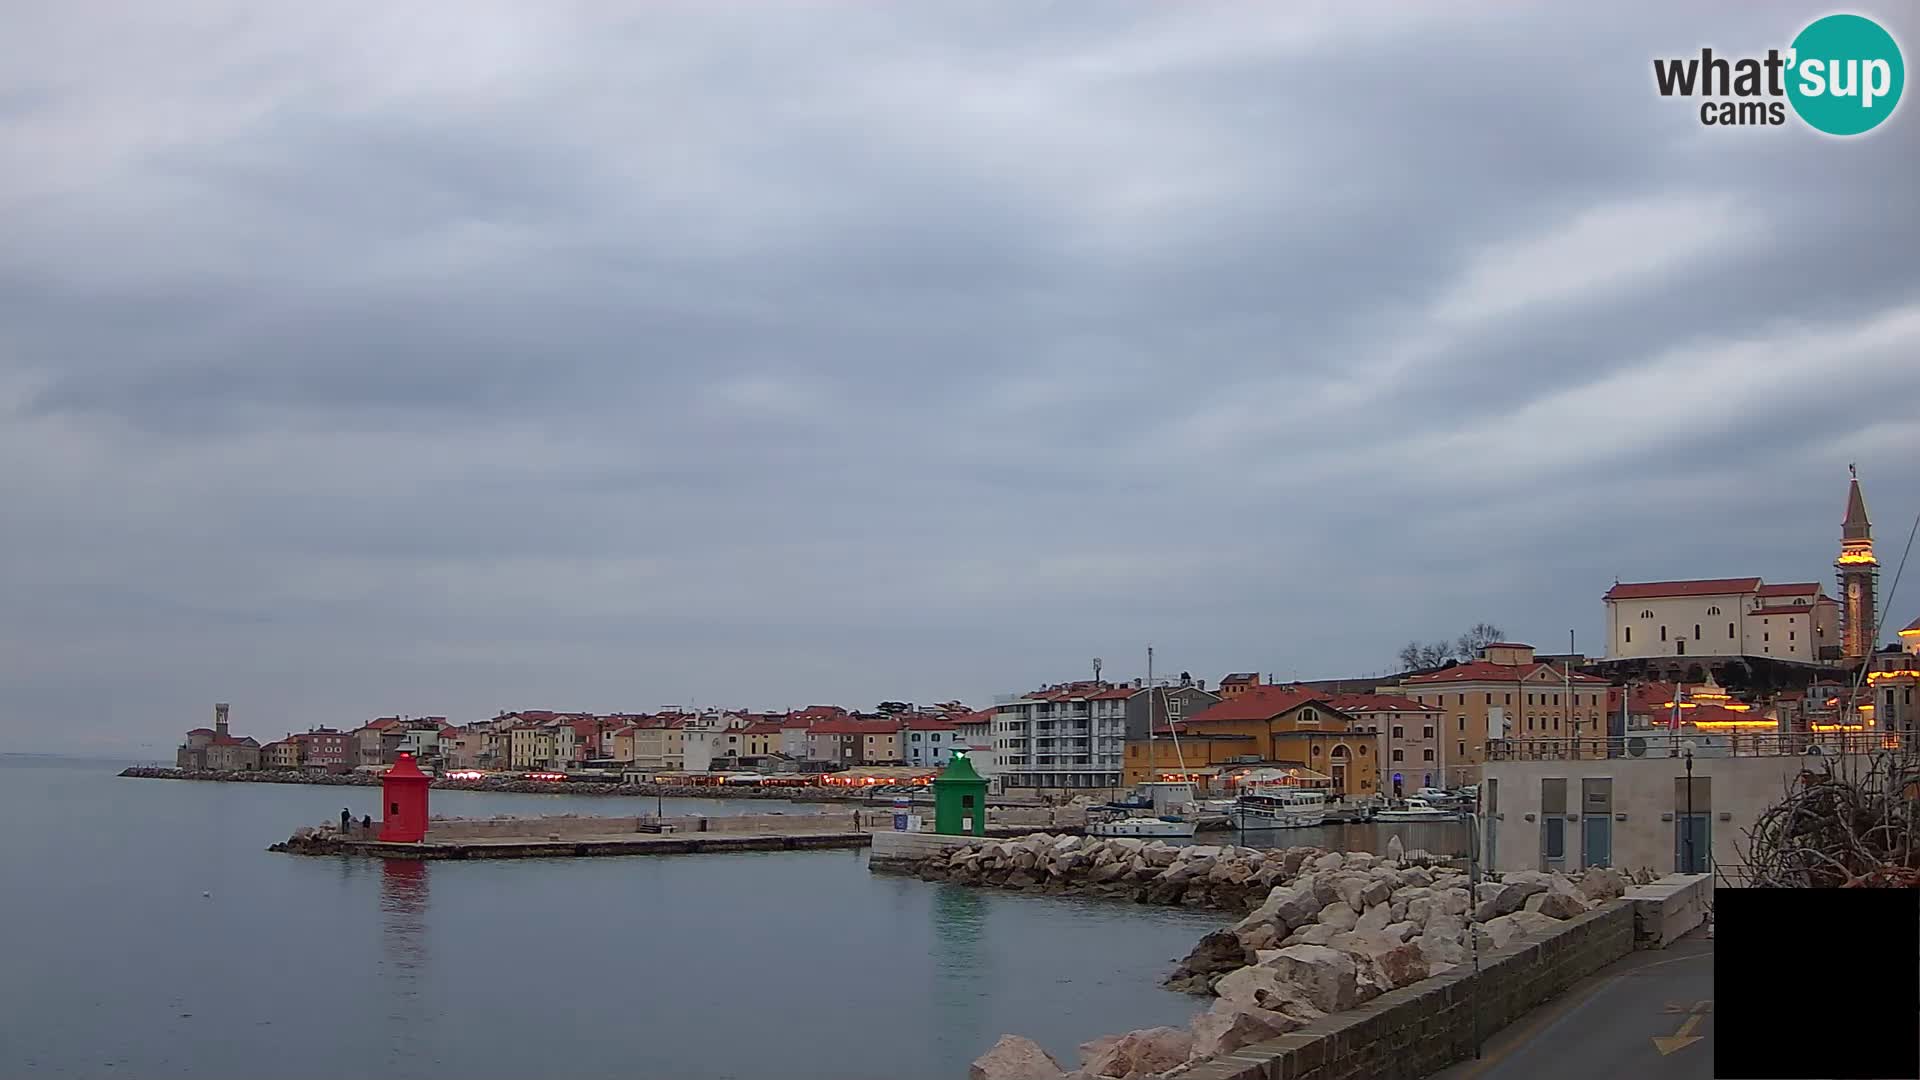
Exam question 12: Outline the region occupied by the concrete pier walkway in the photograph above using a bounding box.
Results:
[1428,929,1714,1080]
[336,829,873,860]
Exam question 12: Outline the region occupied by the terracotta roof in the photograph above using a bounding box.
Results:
[1404,660,1609,685]
[902,717,959,731]
[954,708,995,725]
[739,722,785,736]
[1322,693,1440,714]
[1604,578,1761,600]
[1088,687,1137,700]
[1482,642,1532,650]
[808,719,901,735]
[1756,582,1823,597]
[186,727,215,736]
[1219,672,1260,684]
[1185,686,1331,723]
[779,714,813,730]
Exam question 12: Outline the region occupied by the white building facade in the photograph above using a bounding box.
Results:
[1604,578,1839,664]
[992,682,1128,792]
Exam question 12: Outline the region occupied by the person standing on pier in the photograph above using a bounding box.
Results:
[340,808,351,833]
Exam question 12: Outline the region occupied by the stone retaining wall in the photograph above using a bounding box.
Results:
[1179,902,1636,1080]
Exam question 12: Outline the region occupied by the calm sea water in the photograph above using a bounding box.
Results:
[0,756,1230,1080]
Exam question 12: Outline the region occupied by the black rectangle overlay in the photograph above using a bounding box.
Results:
[1716,888,1918,1079]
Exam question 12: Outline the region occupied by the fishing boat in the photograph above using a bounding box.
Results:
[1086,815,1199,838]
[1373,797,1458,822]
[1228,789,1328,829]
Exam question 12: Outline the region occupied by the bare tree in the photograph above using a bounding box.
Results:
[1398,623,1505,671]
[1455,622,1507,659]
[1398,640,1456,671]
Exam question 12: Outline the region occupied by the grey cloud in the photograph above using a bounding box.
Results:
[2,1,1916,751]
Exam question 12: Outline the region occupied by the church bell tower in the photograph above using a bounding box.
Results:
[1836,466,1878,661]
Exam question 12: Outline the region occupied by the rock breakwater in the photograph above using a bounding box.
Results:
[964,841,1636,1080]
[906,834,1440,913]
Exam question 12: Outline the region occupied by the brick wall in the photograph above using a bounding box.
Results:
[1182,901,1636,1080]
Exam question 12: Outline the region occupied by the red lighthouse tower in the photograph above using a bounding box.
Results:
[378,753,431,843]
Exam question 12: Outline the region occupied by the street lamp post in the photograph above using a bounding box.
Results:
[1683,747,1695,873]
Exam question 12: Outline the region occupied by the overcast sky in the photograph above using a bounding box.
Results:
[3,2,1915,755]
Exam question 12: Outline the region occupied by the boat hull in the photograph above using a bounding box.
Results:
[1227,808,1326,829]
[1087,818,1198,838]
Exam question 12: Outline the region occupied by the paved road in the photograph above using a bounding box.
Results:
[1431,930,1714,1080]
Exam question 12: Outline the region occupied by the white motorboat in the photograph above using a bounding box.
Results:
[1373,797,1458,822]
[1086,815,1198,838]
[1228,789,1328,829]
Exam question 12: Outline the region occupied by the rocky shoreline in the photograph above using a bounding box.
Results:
[119,766,860,802]
[952,837,1643,1079]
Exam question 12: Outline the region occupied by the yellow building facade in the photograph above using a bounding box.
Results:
[1122,688,1379,797]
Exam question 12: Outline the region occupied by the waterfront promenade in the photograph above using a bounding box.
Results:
[1429,929,1713,1080]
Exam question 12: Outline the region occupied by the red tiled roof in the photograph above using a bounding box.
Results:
[1757,582,1823,597]
[1088,687,1137,700]
[779,714,813,729]
[1404,661,1609,685]
[739,722,785,736]
[208,735,257,747]
[1323,693,1440,714]
[1482,642,1532,650]
[187,727,215,736]
[808,719,901,735]
[1219,673,1260,684]
[1186,686,1331,723]
[902,717,959,732]
[1604,577,1762,600]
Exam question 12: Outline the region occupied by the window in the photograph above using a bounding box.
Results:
[1457,716,1466,732]
[1528,694,1535,705]
[1357,744,1368,756]
[1486,693,1493,705]
[1641,609,1654,619]
[1393,749,1405,762]
[1505,693,1513,705]
[1728,622,1736,638]
[1392,725,1404,739]
[1422,749,1434,761]
[1457,741,1466,758]
[1660,626,1668,641]
[1457,693,1465,706]
[1789,631,1796,641]
[1694,624,1701,640]
[1423,725,1435,739]
[1625,627,1632,643]
[1764,632,1770,642]
[1553,694,1560,706]
[1707,606,1721,616]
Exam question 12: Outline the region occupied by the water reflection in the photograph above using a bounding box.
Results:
[930,885,989,1065]
[380,859,430,1075]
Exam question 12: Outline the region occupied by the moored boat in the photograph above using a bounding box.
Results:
[1086,815,1198,838]
[1373,797,1459,822]
[1228,789,1328,829]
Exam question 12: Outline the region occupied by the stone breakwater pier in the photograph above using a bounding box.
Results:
[921,835,1711,1080]
[272,812,1061,860]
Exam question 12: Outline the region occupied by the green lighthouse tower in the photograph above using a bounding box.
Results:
[932,751,989,836]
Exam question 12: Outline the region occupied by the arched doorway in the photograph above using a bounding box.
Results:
[1329,743,1352,796]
